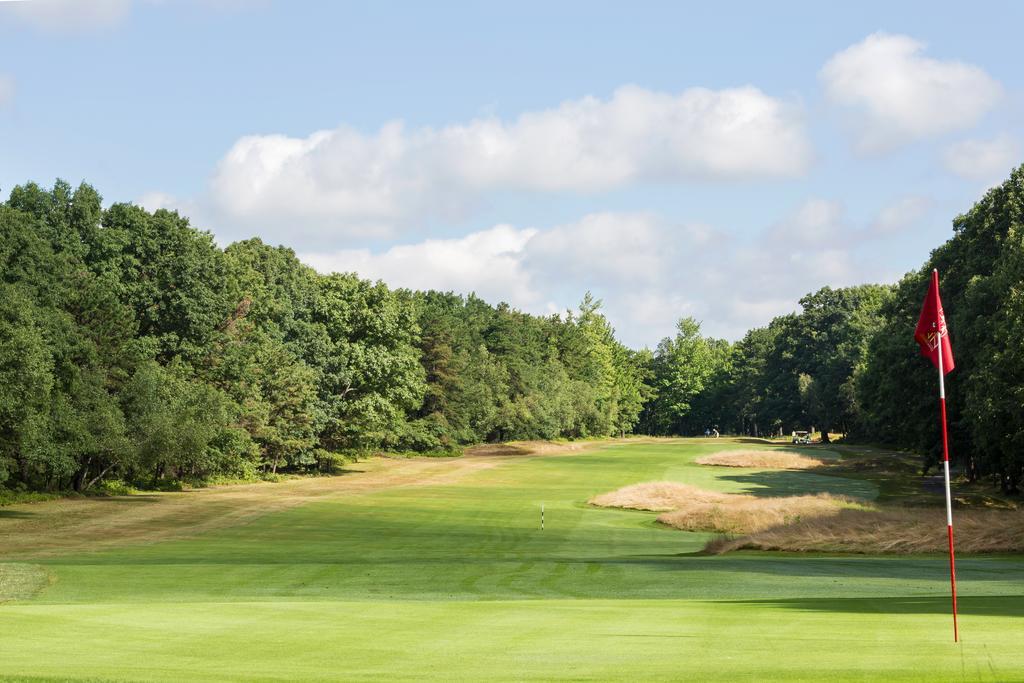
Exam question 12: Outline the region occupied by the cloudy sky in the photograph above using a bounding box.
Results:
[2,1,1022,347]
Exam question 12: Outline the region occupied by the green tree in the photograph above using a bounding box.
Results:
[99,203,233,363]
[858,164,1024,490]
[312,274,425,452]
[641,318,729,435]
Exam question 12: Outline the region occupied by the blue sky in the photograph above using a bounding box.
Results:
[2,1,1022,346]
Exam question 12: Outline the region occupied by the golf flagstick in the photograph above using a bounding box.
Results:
[915,268,959,643]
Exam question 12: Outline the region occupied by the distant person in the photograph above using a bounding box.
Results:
[712,428,719,438]
[704,428,710,438]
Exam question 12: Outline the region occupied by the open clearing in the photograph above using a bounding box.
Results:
[2,438,1023,681]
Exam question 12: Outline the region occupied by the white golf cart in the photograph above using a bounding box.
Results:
[791,430,811,445]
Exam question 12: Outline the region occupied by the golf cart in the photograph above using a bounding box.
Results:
[792,430,811,445]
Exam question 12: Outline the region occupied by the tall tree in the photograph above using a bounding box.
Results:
[312,273,425,452]
[641,318,729,435]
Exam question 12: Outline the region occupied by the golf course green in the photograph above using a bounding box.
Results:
[1,439,1022,681]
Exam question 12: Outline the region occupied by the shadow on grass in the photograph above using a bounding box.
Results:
[729,438,828,447]
[0,509,36,519]
[719,594,1024,616]
[87,494,163,504]
[715,469,878,499]
[465,444,534,457]
[328,467,368,476]
[602,552,1024,586]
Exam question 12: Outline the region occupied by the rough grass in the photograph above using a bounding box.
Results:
[465,439,604,457]
[695,450,825,469]
[0,564,49,602]
[468,442,571,457]
[0,439,613,561]
[0,489,64,507]
[0,455,513,560]
[705,506,1024,554]
[657,493,865,534]
[589,481,865,534]
[588,481,734,512]
[592,478,1024,555]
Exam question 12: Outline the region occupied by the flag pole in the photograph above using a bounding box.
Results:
[935,270,959,643]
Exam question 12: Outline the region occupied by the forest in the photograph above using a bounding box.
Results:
[1,164,1022,495]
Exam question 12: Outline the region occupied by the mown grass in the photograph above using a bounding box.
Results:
[0,438,1022,681]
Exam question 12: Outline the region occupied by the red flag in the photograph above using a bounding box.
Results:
[915,269,955,374]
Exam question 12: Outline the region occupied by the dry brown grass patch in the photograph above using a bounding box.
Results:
[1,439,609,561]
[657,493,862,534]
[465,439,601,457]
[705,507,1024,554]
[696,450,825,469]
[0,564,49,601]
[0,456,507,560]
[588,481,734,512]
[590,481,863,533]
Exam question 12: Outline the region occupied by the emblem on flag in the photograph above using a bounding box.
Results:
[915,270,954,374]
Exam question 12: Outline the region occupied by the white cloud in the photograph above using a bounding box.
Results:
[210,85,812,241]
[299,225,541,310]
[942,134,1020,182]
[136,191,179,212]
[298,206,894,347]
[0,0,259,32]
[0,74,13,107]
[767,198,846,246]
[523,212,692,287]
[767,195,930,245]
[869,195,931,235]
[134,191,210,230]
[3,0,133,32]
[821,33,1003,151]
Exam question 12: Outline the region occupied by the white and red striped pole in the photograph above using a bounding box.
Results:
[936,330,959,643]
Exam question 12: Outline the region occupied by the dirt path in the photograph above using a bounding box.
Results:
[0,441,604,561]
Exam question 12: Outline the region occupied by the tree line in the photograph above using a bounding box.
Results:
[637,284,892,440]
[640,164,1024,493]
[2,165,1022,494]
[0,180,648,493]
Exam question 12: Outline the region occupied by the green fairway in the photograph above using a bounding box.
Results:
[2,439,1023,681]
